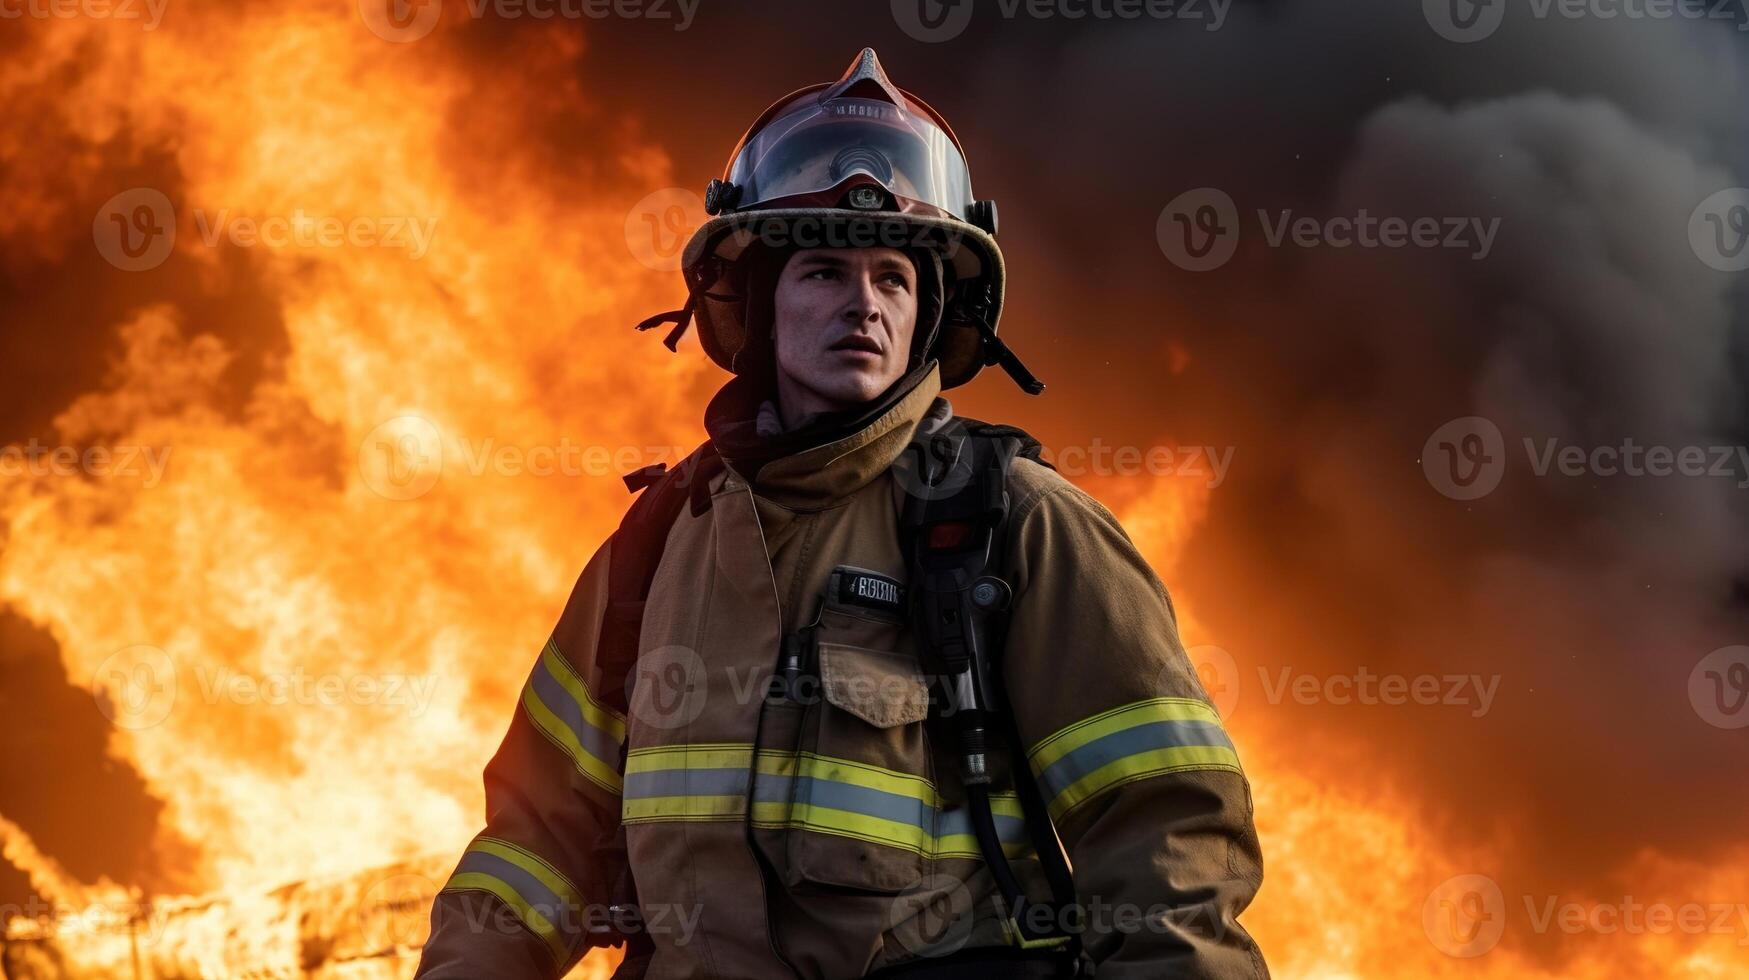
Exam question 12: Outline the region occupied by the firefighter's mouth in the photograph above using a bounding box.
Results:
[830,335,883,355]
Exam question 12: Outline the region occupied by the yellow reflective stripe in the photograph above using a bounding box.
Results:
[471,837,583,913]
[444,872,568,961]
[541,639,627,740]
[1046,744,1242,823]
[1028,698,1239,822]
[623,744,1034,859]
[626,743,755,772]
[440,836,585,962]
[757,751,941,803]
[521,683,622,796]
[1027,697,1221,771]
[622,795,747,821]
[752,800,928,850]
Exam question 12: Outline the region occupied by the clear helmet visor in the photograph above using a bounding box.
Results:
[726,98,974,220]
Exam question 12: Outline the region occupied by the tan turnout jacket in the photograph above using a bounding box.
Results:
[417,361,1268,979]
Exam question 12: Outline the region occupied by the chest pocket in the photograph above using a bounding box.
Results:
[776,569,943,894]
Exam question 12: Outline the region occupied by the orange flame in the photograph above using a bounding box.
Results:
[0,6,1740,979]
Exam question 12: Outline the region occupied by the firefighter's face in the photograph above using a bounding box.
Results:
[771,246,918,415]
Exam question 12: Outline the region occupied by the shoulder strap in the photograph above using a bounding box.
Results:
[597,442,723,717]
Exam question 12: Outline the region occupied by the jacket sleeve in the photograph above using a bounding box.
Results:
[416,538,628,980]
[1001,470,1269,979]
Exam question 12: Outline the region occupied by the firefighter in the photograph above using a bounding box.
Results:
[416,49,1268,980]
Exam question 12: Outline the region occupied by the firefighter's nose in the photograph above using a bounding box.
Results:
[840,273,883,324]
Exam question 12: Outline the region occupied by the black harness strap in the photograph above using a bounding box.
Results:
[900,419,1084,971]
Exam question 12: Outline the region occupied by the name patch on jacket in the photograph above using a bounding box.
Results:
[832,566,906,615]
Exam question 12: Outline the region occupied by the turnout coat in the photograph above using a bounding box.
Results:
[416,361,1268,979]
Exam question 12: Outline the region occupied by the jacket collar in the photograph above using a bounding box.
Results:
[705,360,944,510]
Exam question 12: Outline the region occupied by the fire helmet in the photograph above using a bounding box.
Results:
[635,48,1042,394]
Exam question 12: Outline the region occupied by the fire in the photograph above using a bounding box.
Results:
[0,5,1738,979]
[0,3,684,975]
